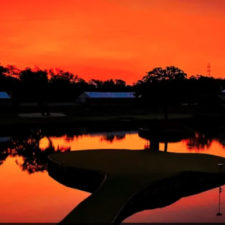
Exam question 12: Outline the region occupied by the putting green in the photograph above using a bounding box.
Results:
[48,150,225,223]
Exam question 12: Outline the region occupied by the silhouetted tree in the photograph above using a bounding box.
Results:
[89,78,128,92]
[0,65,8,77]
[49,69,75,85]
[49,69,86,101]
[142,66,187,83]
[89,79,104,90]
[0,63,224,110]
[18,68,48,102]
[5,65,20,78]
[0,65,19,103]
[136,66,187,119]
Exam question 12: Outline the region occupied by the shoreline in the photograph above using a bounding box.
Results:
[48,150,225,224]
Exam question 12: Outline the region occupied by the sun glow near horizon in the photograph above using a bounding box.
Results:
[1,0,225,83]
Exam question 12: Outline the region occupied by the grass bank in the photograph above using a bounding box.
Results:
[49,150,225,223]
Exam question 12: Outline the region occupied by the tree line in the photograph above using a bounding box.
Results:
[0,65,133,102]
[0,64,225,105]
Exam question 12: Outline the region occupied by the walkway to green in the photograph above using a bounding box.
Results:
[48,150,225,224]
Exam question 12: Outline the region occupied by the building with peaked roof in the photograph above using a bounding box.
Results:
[77,92,136,104]
[0,92,10,100]
[0,92,12,109]
[219,89,225,102]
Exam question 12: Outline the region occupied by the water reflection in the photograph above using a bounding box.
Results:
[0,156,90,223]
[138,127,193,151]
[89,131,132,143]
[217,186,223,216]
[0,128,225,174]
[187,132,213,150]
[1,127,225,223]
[101,133,125,143]
[0,137,11,165]
[124,184,225,223]
[0,130,70,173]
[217,163,224,217]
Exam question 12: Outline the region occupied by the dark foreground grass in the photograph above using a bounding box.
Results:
[48,150,225,224]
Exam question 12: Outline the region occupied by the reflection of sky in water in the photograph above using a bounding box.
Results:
[39,131,225,157]
[0,130,225,222]
[39,131,147,151]
[0,156,90,223]
[125,185,225,223]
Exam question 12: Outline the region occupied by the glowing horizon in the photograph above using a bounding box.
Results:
[1,0,225,83]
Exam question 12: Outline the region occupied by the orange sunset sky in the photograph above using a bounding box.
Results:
[1,0,225,83]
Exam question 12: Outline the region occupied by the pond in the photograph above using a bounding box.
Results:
[0,128,225,223]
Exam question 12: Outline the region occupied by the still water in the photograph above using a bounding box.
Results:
[0,129,225,223]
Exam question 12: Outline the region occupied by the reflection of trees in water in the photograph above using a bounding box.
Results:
[141,131,222,152]
[0,147,8,165]
[0,130,70,174]
[144,131,225,152]
[144,143,150,150]
[1,129,225,173]
[100,134,126,143]
[143,140,168,152]
[186,132,213,150]
[0,140,12,165]
[65,135,76,142]
[217,133,225,148]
